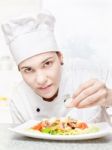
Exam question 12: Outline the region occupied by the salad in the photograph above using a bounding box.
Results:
[30,117,100,135]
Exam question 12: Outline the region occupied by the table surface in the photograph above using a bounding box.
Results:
[0,123,112,150]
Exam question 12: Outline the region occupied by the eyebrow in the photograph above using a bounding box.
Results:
[41,56,54,64]
[19,56,55,70]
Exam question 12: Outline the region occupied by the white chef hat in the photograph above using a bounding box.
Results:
[1,11,59,65]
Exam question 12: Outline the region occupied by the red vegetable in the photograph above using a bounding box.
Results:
[32,122,43,131]
[76,122,88,129]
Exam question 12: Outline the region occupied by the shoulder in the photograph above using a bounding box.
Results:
[11,80,35,100]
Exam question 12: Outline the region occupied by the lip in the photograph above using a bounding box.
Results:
[38,84,52,90]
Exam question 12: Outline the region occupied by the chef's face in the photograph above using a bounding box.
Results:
[19,52,63,101]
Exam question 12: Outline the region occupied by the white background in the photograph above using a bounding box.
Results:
[43,0,112,64]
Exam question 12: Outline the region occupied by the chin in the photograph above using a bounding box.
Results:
[44,91,58,101]
[42,93,55,99]
[40,90,58,101]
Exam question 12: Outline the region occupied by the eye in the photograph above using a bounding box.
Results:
[23,67,33,73]
[43,61,53,68]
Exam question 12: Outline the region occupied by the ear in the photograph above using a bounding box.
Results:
[56,51,63,65]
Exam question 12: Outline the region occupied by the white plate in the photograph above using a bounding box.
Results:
[9,120,112,140]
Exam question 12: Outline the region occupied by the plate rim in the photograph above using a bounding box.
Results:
[9,120,112,140]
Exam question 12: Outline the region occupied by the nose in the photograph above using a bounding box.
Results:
[35,72,47,85]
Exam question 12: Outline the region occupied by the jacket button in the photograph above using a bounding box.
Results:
[36,108,40,112]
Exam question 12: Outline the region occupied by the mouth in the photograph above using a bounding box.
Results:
[38,84,52,90]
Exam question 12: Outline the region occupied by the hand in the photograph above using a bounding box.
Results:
[67,79,108,108]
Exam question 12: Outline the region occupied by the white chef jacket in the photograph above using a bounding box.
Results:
[9,57,112,124]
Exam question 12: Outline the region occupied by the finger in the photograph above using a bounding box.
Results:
[76,88,107,108]
[72,81,106,106]
[72,79,96,98]
[77,98,106,108]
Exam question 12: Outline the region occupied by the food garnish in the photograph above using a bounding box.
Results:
[30,117,100,135]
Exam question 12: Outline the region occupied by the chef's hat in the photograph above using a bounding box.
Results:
[1,11,58,65]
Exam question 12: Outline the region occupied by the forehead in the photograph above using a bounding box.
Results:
[19,52,56,67]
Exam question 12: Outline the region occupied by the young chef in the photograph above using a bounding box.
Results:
[1,11,112,124]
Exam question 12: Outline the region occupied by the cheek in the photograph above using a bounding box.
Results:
[48,64,61,84]
[22,74,35,87]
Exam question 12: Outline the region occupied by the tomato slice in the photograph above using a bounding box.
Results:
[32,122,43,131]
[76,122,88,129]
